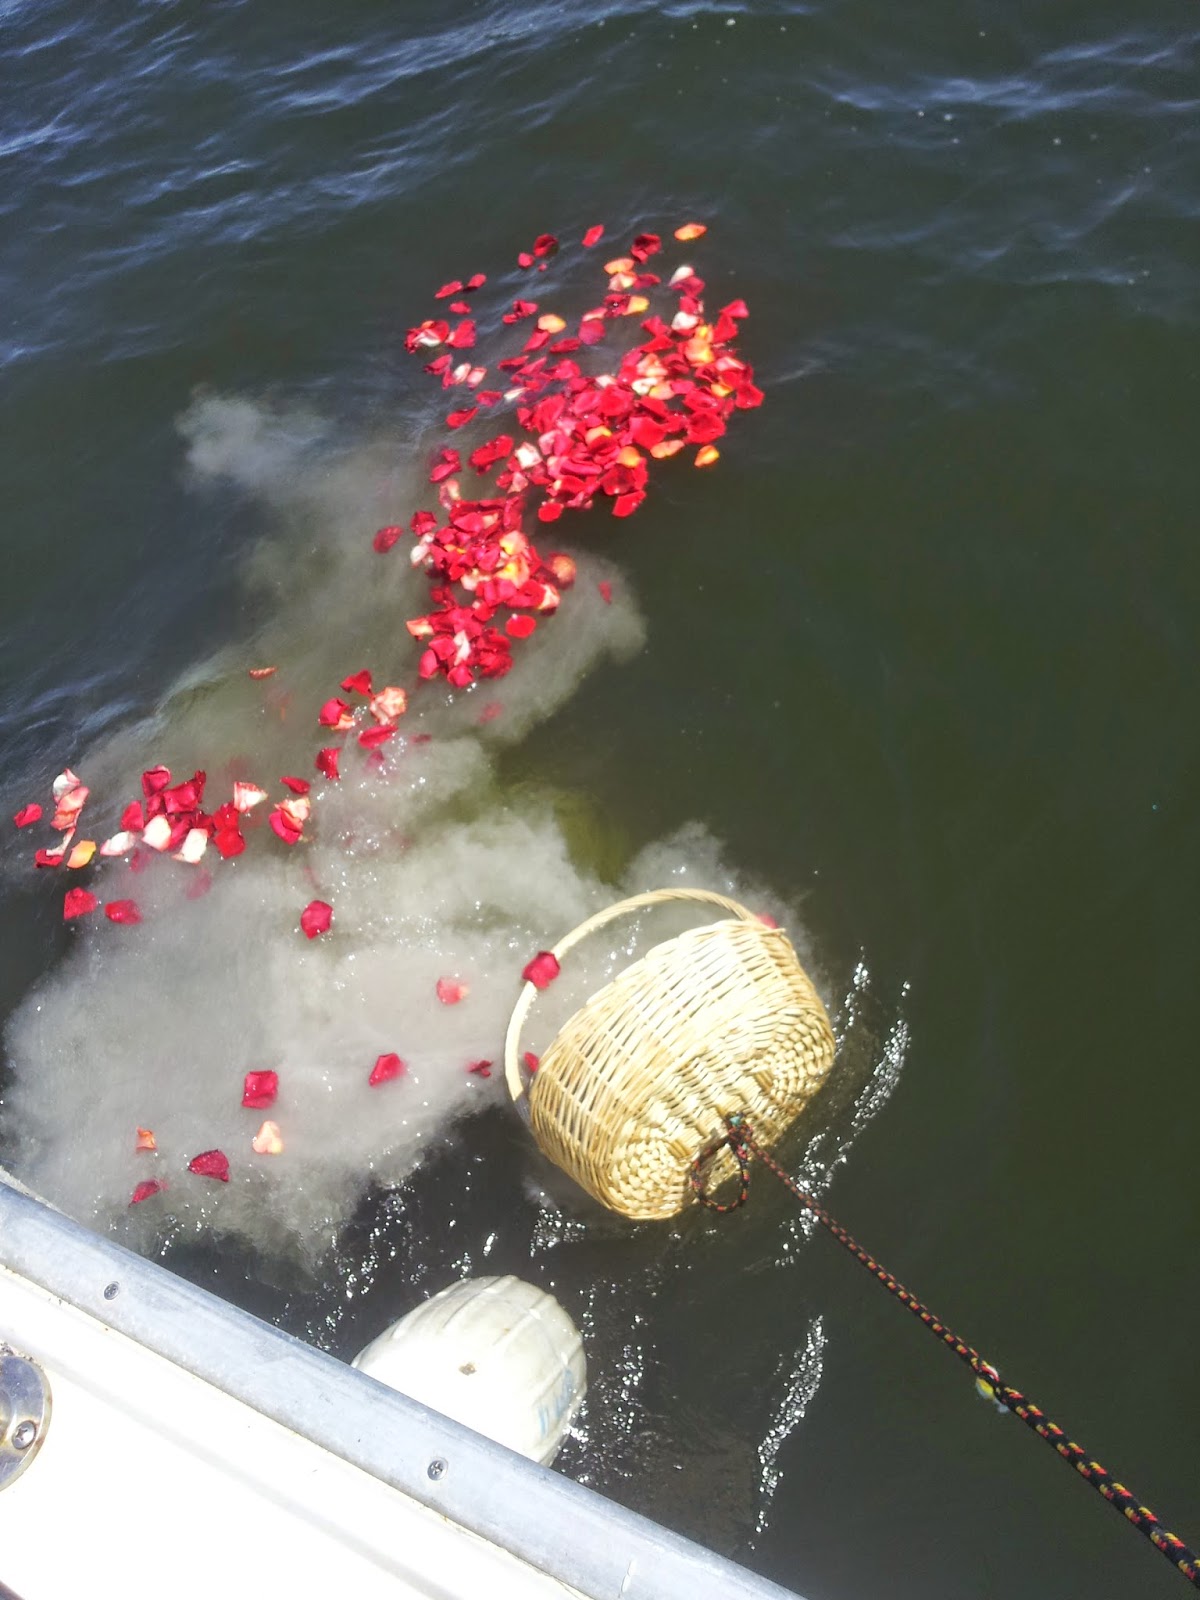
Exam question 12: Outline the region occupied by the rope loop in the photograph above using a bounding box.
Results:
[689,1119,752,1212]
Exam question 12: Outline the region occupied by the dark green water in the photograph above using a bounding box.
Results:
[2,3,1198,1596]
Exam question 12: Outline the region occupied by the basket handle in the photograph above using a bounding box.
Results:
[504,887,766,1103]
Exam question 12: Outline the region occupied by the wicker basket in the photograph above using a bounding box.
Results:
[504,888,835,1220]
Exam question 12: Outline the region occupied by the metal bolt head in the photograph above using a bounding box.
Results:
[11,1421,36,1452]
[427,1458,447,1481]
[103,1282,120,1301]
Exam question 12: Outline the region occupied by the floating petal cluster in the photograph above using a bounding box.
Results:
[10,219,763,1202]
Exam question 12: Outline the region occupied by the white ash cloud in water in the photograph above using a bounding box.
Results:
[1,395,825,1264]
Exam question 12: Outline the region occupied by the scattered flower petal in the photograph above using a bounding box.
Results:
[370,686,408,722]
[173,827,209,865]
[436,977,467,1005]
[280,775,311,794]
[13,804,42,828]
[105,899,142,926]
[66,839,96,869]
[317,698,354,731]
[141,766,172,796]
[63,887,99,920]
[598,581,613,604]
[341,669,374,696]
[135,1127,157,1152]
[230,784,267,812]
[522,951,561,989]
[242,1070,278,1109]
[674,222,707,241]
[248,666,278,679]
[369,1052,406,1086]
[141,814,173,851]
[300,900,333,939]
[315,747,341,782]
[188,1149,230,1182]
[251,1120,284,1155]
[694,444,720,467]
[467,1059,493,1077]
[582,224,604,247]
[523,1052,540,1073]
[374,524,404,553]
[130,1179,166,1204]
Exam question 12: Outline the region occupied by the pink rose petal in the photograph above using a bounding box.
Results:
[130,1179,167,1205]
[436,977,467,1005]
[251,1120,284,1156]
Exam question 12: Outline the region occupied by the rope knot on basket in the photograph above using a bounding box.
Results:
[504,888,836,1220]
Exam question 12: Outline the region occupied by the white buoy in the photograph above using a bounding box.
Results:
[352,1276,586,1466]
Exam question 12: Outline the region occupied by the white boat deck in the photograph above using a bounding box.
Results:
[0,1176,806,1600]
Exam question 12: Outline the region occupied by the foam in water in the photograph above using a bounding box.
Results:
[2,395,819,1266]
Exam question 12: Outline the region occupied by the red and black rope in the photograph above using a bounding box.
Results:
[690,1116,1200,1590]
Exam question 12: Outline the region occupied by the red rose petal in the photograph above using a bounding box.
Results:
[598,581,613,605]
[130,1179,167,1205]
[120,801,145,832]
[280,775,311,794]
[358,725,395,749]
[13,804,42,828]
[466,272,486,290]
[522,951,561,989]
[434,280,464,299]
[374,524,403,553]
[436,977,467,1005]
[523,1051,540,1074]
[467,1059,493,1077]
[213,826,246,859]
[582,224,604,248]
[188,1149,230,1183]
[506,614,537,640]
[341,669,374,696]
[300,900,333,939]
[141,766,172,797]
[315,747,341,782]
[242,1070,278,1109]
[446,406,478,429]
[105,899,142,926]
[269,810,303,845]
[430,447,461,484]
[63,887,99,920]
[318,697,353,728]
[369,1052,406,1086]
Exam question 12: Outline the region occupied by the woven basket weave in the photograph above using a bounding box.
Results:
[504,888,835,1221]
